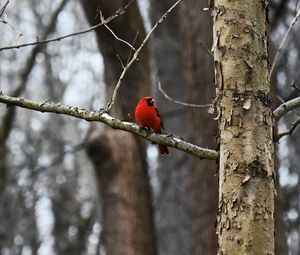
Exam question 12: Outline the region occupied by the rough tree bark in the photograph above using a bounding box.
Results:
[214,0,275,254]
[80,1,156,254]
[179,1,218,254]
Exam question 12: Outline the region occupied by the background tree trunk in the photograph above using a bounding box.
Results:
[151,1,218,254]
[80,1,156,254]
[149,1,191,254]
[269,0,300,255]
[214,0,275,254]
[3,0,300,254]
[179,1,218,254]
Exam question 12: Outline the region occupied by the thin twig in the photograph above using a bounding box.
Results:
[105,0,184,112]
[270,8,300,77]
[0,0,9,19]
[0,0,68,146]
[0,93,219,160]
[100,11,136,51]
[295,0,300,16]
[273,96,300,120]
[116,54,125,68]
[125,30,139,65]
[276,95,285,104]
[156,71,212,108]
[0,0,23,41]
[278,117,300,139]
[0,21,23,41]
[116,31,139,69]
[199,39,213,57]
[291,81,300,91]
[0,0,134,51]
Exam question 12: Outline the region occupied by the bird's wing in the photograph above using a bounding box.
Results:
[155,107,164,130]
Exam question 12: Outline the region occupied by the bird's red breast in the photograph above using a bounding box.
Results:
[135,96,169,154]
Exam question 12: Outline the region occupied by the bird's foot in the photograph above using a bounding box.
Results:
[139,126,154,133]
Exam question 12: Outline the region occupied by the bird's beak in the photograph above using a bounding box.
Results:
[150,99,155,104]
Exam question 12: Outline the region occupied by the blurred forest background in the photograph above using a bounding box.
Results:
[0,0,300,254]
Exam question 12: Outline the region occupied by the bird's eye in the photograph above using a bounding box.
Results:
[146,98,154,106]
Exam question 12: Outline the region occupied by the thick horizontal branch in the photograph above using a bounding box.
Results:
[273,96,300,120]
[0,93,218,160]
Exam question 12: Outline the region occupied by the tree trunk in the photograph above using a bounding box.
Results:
[214,0,275,254]
[179,1,218,254]
[80,1,156,254]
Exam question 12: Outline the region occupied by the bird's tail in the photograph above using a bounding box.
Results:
[158,144,169,155]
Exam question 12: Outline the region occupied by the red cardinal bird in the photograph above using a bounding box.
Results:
[135,96,169,155]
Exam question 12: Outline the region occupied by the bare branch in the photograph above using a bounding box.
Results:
[156,72,212,108]
[0,0,23,40]
[0,0,68,145]
[295,0,300,16]
[199,39,213,57]
[278,117,300,140]
[116,54,125,68]
[273,96,300,120]
[0,93,218,160]
[0,0,134,51]
[105,0,184,112]
[276,95,285,104]
[270,8,300,77]
[100,11,136,51]
[291,81,300,91]
[0,0,9,19]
